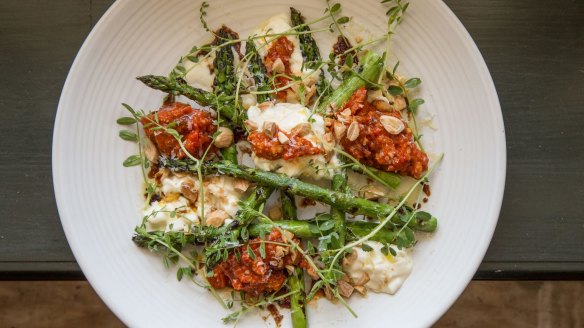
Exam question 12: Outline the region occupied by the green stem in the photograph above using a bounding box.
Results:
[289,268,307,328]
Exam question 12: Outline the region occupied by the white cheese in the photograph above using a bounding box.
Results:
[160,175,196,195]
[343,241,413,295]
[253,14,304,75]
[182,52,216,92]
[202,175,244,217]
[143,196,198,232]
[247,102,335,179]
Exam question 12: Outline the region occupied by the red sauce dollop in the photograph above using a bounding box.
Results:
[339,87,429,178]
[264,37,295,102]
[142,102,216,159]
[248,128,323,161]
[207,229,309,296]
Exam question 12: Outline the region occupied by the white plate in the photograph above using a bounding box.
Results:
[53,0,505,327]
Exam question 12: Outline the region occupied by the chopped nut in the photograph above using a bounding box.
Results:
[354,286,367,296]
[379,115,405,135]
[206,210,230,227]
[333,121,347,140]
[304,85,316,102]
[281,230,294,242]
[163,192,180,203]
[291,122,311,137]
[258,101,273,110]
[244,120,258,131]
[347,121,360,141]
[392,96,407,111]
[277,131,290,144]
[323,285,334,300]
[154,168,169,183]
[180,179,199,203]
[338,280,354,298]
[351,272,370,286]
[324,118,334,128]
[323,132,333,143]
[143,137,159,163]
[340,108,352,117]
[233,179,250,192]
[274,246,289,258]
[214,127,234,148]
[342,249,358,266]
[361,184,385,200]
[272,58,285,73]
[263,121,277,138]
[268,205,282,220]
[372,99,393,112]
[286,90,300,104]
[285,265,295,275]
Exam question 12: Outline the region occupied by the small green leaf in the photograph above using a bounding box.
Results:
[122,103,136,115]
[319,220,335,231]
[330,3,341,13]
[345,53,353,67]
[246,244,256,260]
[119,130,138,142]
[117,117,137,125]
[404,77,422,89]
[361,243,373,252]
[186,55,199,63]
[386,6,400,17]
[336,16,350,24]
[409,98,425,113]
[388,85,403,96]
[389,246,397,256]
[123,155,142,167]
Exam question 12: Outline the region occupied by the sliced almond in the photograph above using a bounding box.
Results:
[277,131,290,144]
[180,179,199,203]
[244,119,258,132]
[372,99,393,112]
[379,115,405,135]
[333,121,347,140]
[263,121,277,138]
[143,137,159,163]
[291,122,311,137]
[338,280,354,298]
[214,127,234,148]
[205,209,230,227]
[346,121,360,141]
[354,286,367,296]
[323,132,333,143]
[233,178,250,192]
[342,249,358,267]
[281,230,294,243]
[351,272,370,286]
[340,108,352,117]
[271,58,285,73]
[274,246,289,258]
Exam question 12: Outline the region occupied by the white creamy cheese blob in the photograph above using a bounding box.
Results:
[247,102,335,179]
[143,196,198,232]
[343,241,413,295]
[182,52,216,92]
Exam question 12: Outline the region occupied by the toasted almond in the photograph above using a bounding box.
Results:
[180,179,199,203]
[379,115,405,135]
[154,168,169,183]
[163,192,180,203]
[324,118,334,128]
[258,101,273,110]
[143,137,159,163]
[291,122,311,137]
[271,58,285,73]
[206,210,230,227]
[233,178,250,192]
[347,121,360,141]
[392,96,407,111]
[372,99,393,112]
[214,127,234,148]
[338,280,355,298]
[333,121,347,140]
[274,246,288,258]
[285,265,295,275]
[263,121,277,138]
[342,249,358,267]
[351,272,370,286]
[354,286,367,296]
[281,230,294,242]
[286,90,300,103]
[268,205,282,220]
[361,184,385,200]
[277,131,290,144]
[323,132,334,143]
[340,108,352,117]
[244,120,258,132]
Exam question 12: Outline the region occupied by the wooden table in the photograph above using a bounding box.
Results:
[0,0,582,280]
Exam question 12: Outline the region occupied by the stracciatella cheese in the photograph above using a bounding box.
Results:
[182,52,216,92]
[343,241,413,294]
[143,196,198,232]
[247,102,336,179]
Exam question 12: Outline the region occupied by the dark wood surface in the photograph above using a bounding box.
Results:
[0,0,582,280]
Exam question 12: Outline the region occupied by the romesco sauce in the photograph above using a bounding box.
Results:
[339,88,429,178]
[248,128,323,161]
[263,37,295,102]
[142,102,217,159]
